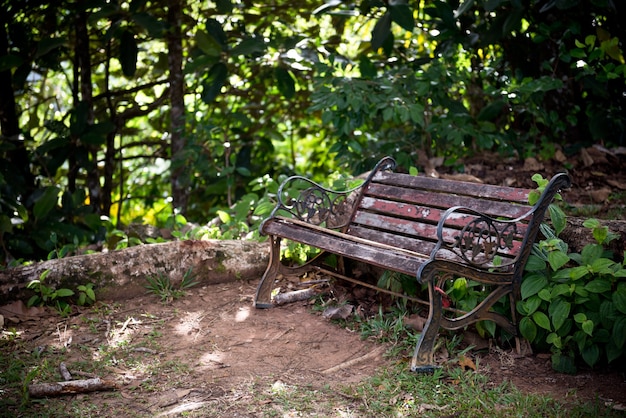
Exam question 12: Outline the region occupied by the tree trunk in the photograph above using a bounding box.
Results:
[0,240,268,304]
[0,6,35,198]
[167,0,188,214]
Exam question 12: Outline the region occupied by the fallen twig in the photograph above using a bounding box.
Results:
[28,377,117,398]
[273,288,317,305]
[321,346,385,375]
[59,362,72,381]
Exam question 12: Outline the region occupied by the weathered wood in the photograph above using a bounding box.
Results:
[0,239,268,303]
[28,377,117,398]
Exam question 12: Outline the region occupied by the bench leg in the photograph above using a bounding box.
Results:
[410,280,442,373]
[254,236,282,309]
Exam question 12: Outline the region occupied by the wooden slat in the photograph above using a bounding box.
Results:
[373,172,532,203]
[358,196,530,236]
[364,183,532,219]
[262,218,427,276]
[351,212,523,256]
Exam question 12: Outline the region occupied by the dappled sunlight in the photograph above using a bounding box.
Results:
[199,350,225,367]
[235,306,250,322]
[173,310,206,337]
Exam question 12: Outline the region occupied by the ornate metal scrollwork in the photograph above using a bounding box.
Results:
[447,216,521,268]
[283,185,354,228]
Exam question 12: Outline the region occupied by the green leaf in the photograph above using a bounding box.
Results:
[581,243,603,265]
[34,187,61,220]
[606,340,624,364]
[477,100,505,122]
[574,312,587,323]
[522,295,542,315]
[521,274,547,299]
[589,258,615,274]
[551,353,577,374]
[132,12,165,38]
[215,0,233,14]
[612,317,626,348]
[55,288,75,298]
[613,284,626,314]
[524,255,546,272]
[454,0,475,17]
[359,55,377,78]
[390,4,414,32]
[230,37,266,57]
[275,67,296,99]
[546,332,561,348]
[584,278,611,293]
[547,250,569,271]
[519,316,537,342]
[581,319,594,336]
[119,29,138,77]
[548,204,567,236]
[581,344,600,367]
[548,299,571,331]
[196,30,222,57]
[371,11,392,50]
[592,225,609,245]
[0,54,24,72]
[201,63,228,103]
[538,288,551,301]
[86,287,96,302]
[532,311,551,331]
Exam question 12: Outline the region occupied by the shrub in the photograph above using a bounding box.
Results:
[518,213,626,373]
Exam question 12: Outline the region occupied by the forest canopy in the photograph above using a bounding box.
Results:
[1,0,624,263]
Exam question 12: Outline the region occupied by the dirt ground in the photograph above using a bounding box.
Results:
[1,145,626,416]
[2,279,626,417]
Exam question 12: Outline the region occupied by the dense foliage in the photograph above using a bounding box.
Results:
[1,0,624,263]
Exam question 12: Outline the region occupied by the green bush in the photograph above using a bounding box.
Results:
[518,213,626,374]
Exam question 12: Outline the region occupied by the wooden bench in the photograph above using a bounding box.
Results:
[254,156,571,372]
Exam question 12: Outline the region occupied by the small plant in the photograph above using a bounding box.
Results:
[26,270,74,307]
[144,267,198,303]
[26,270,96,316]
[518,213,626,373]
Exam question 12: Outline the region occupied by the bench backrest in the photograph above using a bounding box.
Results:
[346,157,571,275]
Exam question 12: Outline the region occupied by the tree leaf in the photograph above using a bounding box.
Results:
[34,187,61,221]
[275,67,296,99]
[196,30,222,57]
[231,38,266,57]
[201,63,228,103]
[371,12,392,51]
[119,29,138,77]
[132,12,164,38]
[390,4,414,32]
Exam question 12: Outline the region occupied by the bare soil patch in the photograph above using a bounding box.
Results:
[2,280,625,417]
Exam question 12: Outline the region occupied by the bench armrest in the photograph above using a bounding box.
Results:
[433,205,526,269]
[260,157,396,233]
[262,176,363,231]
